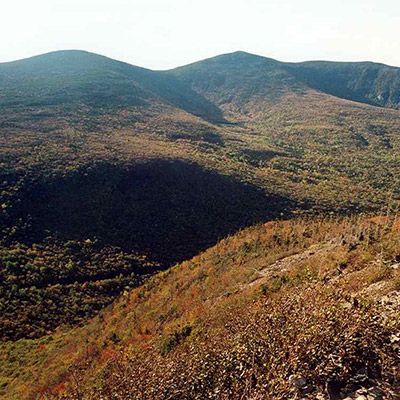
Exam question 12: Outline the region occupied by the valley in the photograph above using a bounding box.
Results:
[0,50,399,399]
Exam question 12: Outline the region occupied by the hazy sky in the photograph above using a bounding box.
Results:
[1,0,399,69]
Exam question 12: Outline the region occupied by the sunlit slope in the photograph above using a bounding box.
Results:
[1,215,399,399]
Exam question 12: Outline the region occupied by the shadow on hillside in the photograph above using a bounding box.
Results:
[11,160,301,265]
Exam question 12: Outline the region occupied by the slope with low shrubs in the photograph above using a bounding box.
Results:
[1,215,399,399]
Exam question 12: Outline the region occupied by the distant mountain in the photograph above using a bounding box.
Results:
[168,51,302,108]
[288,60,400,109]
[168,51,400,110]
[1,50,398,126]
[0,50,223,122]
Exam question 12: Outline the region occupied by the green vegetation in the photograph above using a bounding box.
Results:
[1,160,293,265]
[0,240,159,340]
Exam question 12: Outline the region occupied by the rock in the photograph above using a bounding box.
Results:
[341,301,353,309]
[355,396,367,400]
[326,379,344,399]
[301,385,313,394]
[352,371,369,385]
[289,374,307,389]
[389,333,400,343]
[366,386,384,399]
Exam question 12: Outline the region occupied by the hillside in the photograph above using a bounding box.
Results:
[1,50,400,361]
[1,215,399,399]
[169,51,400,111]
[0,50,223,123]
[288,60,400,109]
[167,52,303,112]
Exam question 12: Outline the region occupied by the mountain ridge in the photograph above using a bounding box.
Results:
[168,50,400,110]
[2,49,399,71]
[0,49,224,123]
[1,49,400,116]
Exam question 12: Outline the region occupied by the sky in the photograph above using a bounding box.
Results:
[1,0,399,70]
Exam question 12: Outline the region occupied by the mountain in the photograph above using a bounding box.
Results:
[288,60,400,109]
[168,51,400,110]
[2,50,399,126]
[167,52,302,110]
[0,50,223,122]
[2,215,399,399]
[0,50,400,399]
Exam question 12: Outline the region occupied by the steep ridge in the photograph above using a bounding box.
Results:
[1,215,399,399]
[288,60,400,109]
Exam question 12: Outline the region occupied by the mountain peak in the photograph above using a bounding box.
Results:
[199,50,277,65]
[0,49,110,67]
[223,50,262,58]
